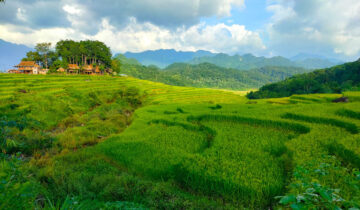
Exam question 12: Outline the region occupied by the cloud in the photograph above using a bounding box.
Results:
[0,0,244,31]
[0,18,266,55]
[0,0,69,28]
[267,0,360,59]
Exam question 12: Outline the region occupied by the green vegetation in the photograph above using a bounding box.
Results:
[247,59,360,99]
[115,54,310,90]
[1,74,360,209]
[22,40,113,73]
[189,53,339,70]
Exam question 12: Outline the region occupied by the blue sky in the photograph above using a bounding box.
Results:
[203,0,271,31]
[0,0,360,61]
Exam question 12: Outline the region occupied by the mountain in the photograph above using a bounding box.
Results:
[247,59,360,99]
[190,53,341,70]
[0,39,32,72]
[162,63,310,89]
[113,54,142,66]
[116,55,310,90]
[190,53,297,70]
[290,53,343,69]
[123,49,215,68]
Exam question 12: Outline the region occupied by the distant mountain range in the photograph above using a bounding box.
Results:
[0,39,32,72]
[124,49,214,68]
[0,38,343,74]
[188,53,342,70]
[123,49,343,70]
[114,54,312,90]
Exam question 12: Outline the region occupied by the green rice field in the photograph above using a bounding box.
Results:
[1,74,360,209]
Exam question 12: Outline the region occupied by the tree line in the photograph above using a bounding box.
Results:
[22,40,116,73]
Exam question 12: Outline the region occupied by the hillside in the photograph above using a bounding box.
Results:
[115,54,310,90]
[189,53,340,70]
[123,49,215,68]
[0,39,32,71]
[1,74,360,209]
[247,59,360,99]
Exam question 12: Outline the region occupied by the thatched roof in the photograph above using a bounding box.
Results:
[57,67,65,72]
[68,64,80,70]
[7,69,19,73]
[83,65,93,71]
[15,61,40,68]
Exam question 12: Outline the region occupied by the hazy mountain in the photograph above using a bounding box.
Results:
[0,39,32,72]
[113,54,142,66]
[123,49,215,68]
[290,53,343,69]
[190,53,341,70]
[189,53,297,70]
[116,54,310,90]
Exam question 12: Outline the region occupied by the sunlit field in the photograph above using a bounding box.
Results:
[1,74,360,209]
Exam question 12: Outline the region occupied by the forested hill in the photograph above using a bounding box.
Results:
[115,54,310,90]
[247,59,360,99]
[123,49,214,68]
[189,53,340,70]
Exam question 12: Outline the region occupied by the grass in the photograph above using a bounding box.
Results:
[0,74,360,209]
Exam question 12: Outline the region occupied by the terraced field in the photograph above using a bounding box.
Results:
[1,74,360,209]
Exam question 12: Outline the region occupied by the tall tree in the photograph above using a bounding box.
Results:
[35,43,52,69]
[22,51,42,64]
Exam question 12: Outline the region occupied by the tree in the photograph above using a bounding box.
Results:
[56,40,112,68]
[35,43,52,69]
[22,51,42,64]
[111,58,121,73]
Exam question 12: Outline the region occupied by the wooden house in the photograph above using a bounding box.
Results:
[7,69,19,74]
[95,66,102,75]
[82,65,102,75]
[83,65,94,75]
[39,69,49,75]
[57,67,65,73]
[68,64,80,74]
[14,61,41,74]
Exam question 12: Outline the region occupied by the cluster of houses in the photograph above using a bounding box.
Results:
[7,61,113,75]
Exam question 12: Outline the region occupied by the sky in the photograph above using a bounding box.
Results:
[0,0,360,61]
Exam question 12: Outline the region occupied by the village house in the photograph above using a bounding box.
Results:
[67,64,80,74]
[39,68,49,75]
[7,69,20,74]
[12,61,42,74]
[9,61,113,76]
[56,67,65,73]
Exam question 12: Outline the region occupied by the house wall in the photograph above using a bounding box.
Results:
[33,67,38,74]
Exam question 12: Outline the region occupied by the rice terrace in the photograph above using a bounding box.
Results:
[1,72,360,209]
[1,0,360,209]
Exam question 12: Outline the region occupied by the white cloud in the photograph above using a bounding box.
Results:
[1,0,244,30]
[16,8,27,22]
[267,0,360,59]
[0,24,84,47]
[0,18,265,55]
[93,19,265,54]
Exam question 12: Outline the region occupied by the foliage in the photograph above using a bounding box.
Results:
[0,154,43,209]
[189,53,338,70]
[1,74,360,209]
[276,156,360,209]
[247,60,360,99]
[56,40,112,68]
[35,43,52,69]
[115,55,311,90]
